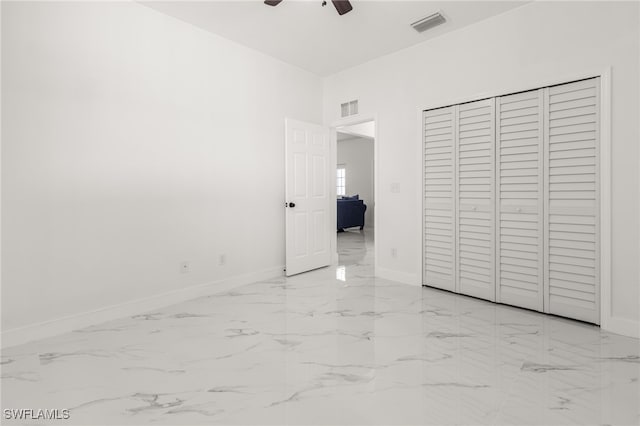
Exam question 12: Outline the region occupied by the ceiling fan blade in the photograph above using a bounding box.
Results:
[331,0,353,15]
[264,0,283,6]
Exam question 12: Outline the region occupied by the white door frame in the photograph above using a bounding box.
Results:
[330,115,378,269]
[417,68,615,332]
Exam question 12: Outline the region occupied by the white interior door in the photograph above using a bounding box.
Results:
[544,78,600,324]
[423,106,457,292]
[496,89,545,312]
[456,98,496,301]
[285,118,331,276]
[423,77,601,325]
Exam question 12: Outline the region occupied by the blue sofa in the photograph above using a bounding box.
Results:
[337,195,367,231]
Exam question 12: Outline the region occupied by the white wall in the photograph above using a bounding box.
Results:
[323,1,640,333]
[337,136,374,228]
[1,1,322,333]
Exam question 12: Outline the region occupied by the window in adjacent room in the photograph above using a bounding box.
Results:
[337,165,346,196]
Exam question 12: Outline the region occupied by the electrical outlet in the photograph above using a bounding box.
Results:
[219,254,226,266]
[180,261,190,273]
[391,248,397,258]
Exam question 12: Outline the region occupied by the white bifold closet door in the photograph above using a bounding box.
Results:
[496,89,545,311]
[423,77,600,325]
[456,99,495,301]
[544,78,600,324]
[423,106,456,292]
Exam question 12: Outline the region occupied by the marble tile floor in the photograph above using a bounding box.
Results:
[2,229,639,425]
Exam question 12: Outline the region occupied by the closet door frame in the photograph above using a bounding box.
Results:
[419,68,612,330]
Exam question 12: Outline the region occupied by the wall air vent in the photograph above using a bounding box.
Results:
[411,12,446,33]
[341,100,358,118]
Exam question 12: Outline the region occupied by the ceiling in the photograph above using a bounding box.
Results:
[338,121,375,140]
[337,131,369,141]
[142,1,529,77]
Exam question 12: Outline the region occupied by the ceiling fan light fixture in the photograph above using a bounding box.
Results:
[264,0,353,16]
[411,12,446,33]
[331,0,353,16]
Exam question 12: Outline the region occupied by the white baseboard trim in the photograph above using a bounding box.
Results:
[375,266,420,286]
[1,266,284,349]
[601,315,640,339]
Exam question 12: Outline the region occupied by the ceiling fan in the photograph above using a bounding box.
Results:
[264,0,353,16]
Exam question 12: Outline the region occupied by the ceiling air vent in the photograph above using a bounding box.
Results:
[341,100,358,118]
[411,12,446,33]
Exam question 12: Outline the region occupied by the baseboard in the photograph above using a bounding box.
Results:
[374,266,420,286]
[601,315,640,339]
[1,266,284,348]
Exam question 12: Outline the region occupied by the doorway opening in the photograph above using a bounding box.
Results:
[335,120,375,270]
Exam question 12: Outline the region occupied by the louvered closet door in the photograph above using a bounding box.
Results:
[544,78,600,324]
[423,106,456,291]
[456,99,495,301]
[496,89,544,311]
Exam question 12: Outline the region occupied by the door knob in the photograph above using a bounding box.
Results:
[289,202,296,208]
